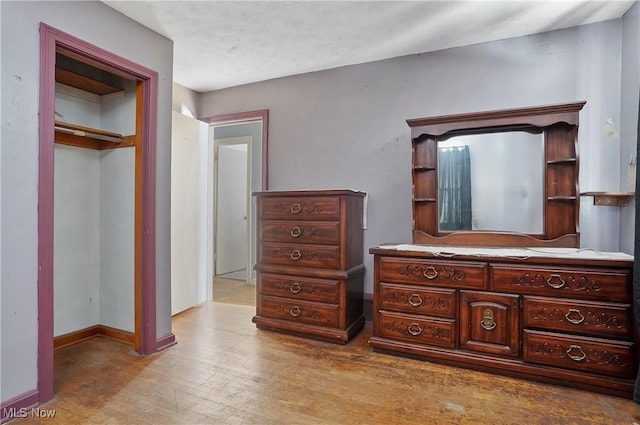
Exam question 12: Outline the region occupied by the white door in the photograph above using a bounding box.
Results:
[171,112,208,315]
[215,140,249,276]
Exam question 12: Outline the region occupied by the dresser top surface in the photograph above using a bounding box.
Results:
[370,244,633,264]
[254,189,366,197]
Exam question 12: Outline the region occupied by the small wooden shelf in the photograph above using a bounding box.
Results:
[581,192,634,206]
[54,121,134,150]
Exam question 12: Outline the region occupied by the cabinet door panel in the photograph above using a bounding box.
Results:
[460,291,520,357]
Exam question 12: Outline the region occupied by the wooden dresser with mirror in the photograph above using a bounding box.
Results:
[369,102,637,398]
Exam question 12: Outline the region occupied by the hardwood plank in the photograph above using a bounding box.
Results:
[10,300,640,424]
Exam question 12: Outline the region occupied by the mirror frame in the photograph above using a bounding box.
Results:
[407,101,586,248]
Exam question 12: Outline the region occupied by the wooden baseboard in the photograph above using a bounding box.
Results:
[0,389,40,423]
[54,325,135,350]
[156,332,177,351]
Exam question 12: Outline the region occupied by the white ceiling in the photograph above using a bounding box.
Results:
[103,1,636,93]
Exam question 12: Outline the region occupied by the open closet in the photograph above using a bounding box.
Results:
[52,49,138,347]
[38,22,164,403]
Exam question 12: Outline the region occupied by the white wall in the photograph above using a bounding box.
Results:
[199,19,635,294]
[99,148,135,332]
[620,2,640,254]
[1,0,173,404]
[53,146,102,336]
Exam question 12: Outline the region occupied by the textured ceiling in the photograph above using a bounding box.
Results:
[102,1,636,93]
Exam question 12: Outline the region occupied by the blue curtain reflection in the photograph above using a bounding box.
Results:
[438,145,472,230]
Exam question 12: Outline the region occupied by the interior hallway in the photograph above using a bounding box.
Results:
[9,283,640,425]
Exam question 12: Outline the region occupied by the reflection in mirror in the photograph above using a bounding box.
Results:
[438,131,544,234]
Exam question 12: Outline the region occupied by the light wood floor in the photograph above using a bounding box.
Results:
[11,287,640,424]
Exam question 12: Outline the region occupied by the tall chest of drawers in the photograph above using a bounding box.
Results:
[369,244,636,398]
[253,190,366,344]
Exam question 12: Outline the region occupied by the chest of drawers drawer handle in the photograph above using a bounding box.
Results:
[546,274,566,289]
[289,282,302,294]
[565,308,585,325]
[423,266,438,280]
[290,250,302,261]
[408,323,423,336]
[290,226,302,238]
[290,203,302,214]
[480,308,497,331]
[290,306,301,317]
[408,293,423,307]
[566,344,587,362]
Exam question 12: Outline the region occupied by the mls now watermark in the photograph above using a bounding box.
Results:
[3,407,57,419]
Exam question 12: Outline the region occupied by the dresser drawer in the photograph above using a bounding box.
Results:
[523,329,635,378]
[379,283,456,318]
[260,221,340,245]
[379,257,486,289]
[259,296,339,327]
[260,196,340,221]
[523,296,631,338]
[260,273,339,303]
[260,242,339,269]
[378,311,456,348]
[491,264,630,301]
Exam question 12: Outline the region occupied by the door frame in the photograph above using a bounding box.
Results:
[202,110,268,290]
[214,138,252,282]
[202,110,269,191]
[38,24,164,403]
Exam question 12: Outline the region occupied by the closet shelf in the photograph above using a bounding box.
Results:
[581,191,634,206]
[55,67,122,96]
[54,121,134,150]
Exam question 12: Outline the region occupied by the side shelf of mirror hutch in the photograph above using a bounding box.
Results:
[369,102,637,398]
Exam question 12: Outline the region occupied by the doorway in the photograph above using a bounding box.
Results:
[202,110,269,297]
[38,24,163,402]
[215,139,250,281]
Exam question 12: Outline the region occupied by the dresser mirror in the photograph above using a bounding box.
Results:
[438,131,544,234]
[407,101,586,247]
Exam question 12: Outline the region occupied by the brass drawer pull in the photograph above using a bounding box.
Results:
[546,274,566,289]
[408,323,422,336]
[290,226,302,238]
[480,308,496,331]
[408,293,423,307]
[423,266,438,280]
[289,282,302,294]
[566,344,587,361]
[289,306,301,317]
[564,308,585,324]
[290,250,302,261]
[290,203,302,214]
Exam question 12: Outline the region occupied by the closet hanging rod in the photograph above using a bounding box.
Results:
[54,122,122,144]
